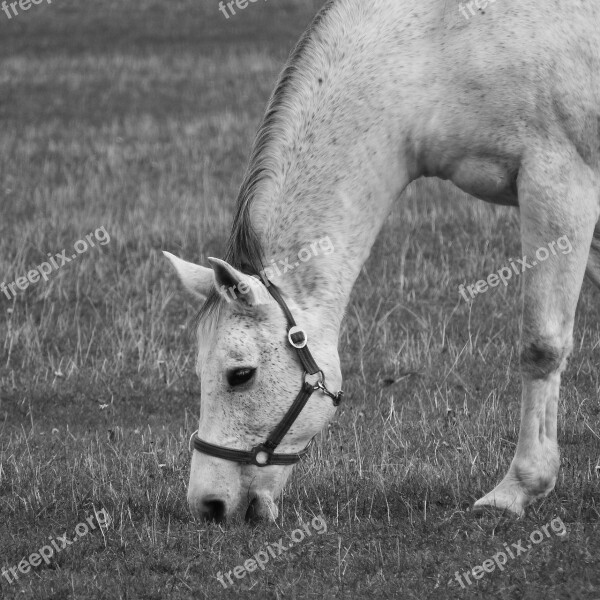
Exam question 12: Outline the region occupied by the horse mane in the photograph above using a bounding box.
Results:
[197,0,336,326]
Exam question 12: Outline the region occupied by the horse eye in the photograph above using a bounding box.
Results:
[227,368,256,387]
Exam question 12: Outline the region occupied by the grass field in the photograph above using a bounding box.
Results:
[0,1,599,599]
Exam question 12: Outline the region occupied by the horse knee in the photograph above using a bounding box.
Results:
[521,336,572,379]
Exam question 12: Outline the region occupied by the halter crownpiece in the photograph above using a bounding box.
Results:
[190,279,343,467]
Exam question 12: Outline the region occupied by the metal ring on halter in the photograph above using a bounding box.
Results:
[304,370,344,406]
[303,370,343,405]
[304,369,325,389]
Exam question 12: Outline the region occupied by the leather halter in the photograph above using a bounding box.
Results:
[190,279,343,467]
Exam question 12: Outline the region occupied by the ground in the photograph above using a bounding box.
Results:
[0,1,598,599]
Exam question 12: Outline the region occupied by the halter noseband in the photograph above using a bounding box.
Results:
[189,279,343,467]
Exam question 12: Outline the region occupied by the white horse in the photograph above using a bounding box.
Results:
[165,0,600,521]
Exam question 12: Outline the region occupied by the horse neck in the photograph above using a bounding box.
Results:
[245,4,412,336]
[253,178,406,337]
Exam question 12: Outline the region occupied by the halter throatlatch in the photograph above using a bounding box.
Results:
[190,279,343,467]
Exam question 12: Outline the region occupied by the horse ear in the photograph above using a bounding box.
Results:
[162,251,213,301]
[208,258,271,306]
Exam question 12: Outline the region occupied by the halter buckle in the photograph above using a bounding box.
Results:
[288,325,308,349]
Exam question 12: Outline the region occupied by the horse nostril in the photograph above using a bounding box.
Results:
[202,499,226,523]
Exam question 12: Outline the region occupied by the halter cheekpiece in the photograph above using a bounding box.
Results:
[189,278,343,467]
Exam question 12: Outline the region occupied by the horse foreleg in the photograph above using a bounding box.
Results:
[474,145,600,516]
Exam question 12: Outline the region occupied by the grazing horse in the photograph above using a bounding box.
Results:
[165,0,600,522]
